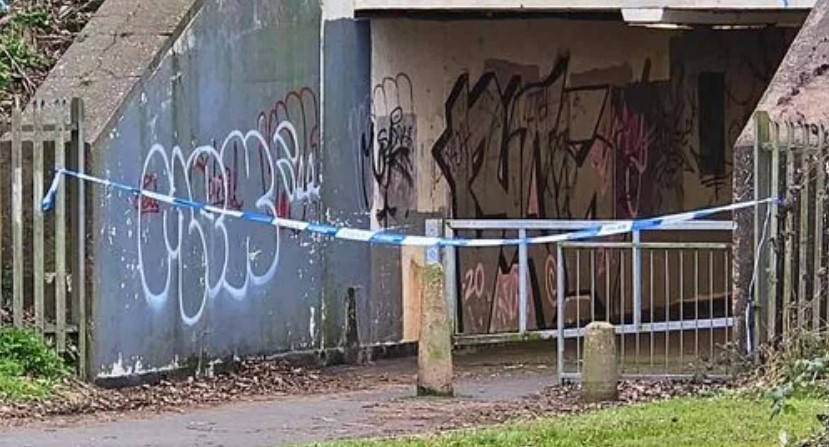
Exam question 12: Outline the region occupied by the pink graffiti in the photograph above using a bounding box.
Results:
[613,103,655,218]
[544,254,557,310]
[491,263,537,333]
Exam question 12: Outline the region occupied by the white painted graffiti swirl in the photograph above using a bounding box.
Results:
[136,121,320,326]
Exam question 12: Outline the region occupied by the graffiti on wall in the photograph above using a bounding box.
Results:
[351,73,416,227]
[135,88,320,326]
[431,55,722,334]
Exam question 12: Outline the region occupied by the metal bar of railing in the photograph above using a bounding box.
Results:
[560,242,730,249]
[649,250,655,369]
[556,244,565,383]
[576,249,581,374]
[591,250,596,323]
[455,317,736,346]
[709,250,715,360]
[620,248,626,369]
[518,229,528,334]
[444,223,457,333]
[694,249,700,362]
[633,230,642,327]
[680,251,685,365]
[664,249,670,371]
[447,219,734,231]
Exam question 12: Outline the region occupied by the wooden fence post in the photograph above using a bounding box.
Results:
[54,100,67,353]
[11,101,23,328]
[70,98,87,378]
[33,101,45,334]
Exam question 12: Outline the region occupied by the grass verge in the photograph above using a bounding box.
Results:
[315,395,826,447]
[0,327,68,401]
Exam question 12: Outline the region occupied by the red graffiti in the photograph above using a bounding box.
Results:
[134,173,160,215]
[256,87,320,220]
[192,148,245,211]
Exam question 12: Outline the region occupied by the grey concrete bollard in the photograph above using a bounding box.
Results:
[581,322,618,403]
[416,263,454,397]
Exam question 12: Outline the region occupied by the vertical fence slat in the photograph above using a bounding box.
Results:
[11,103,23,327]
[768,122,780,340]
[798,147,810,331]
[54,101,67,352]
[823,126,829,334]
[71,98,87,378]
[783,125,795,339]
[754,113,771,345]
[812,143,825,330]
[33,102,45,333]
[725,250,731,351]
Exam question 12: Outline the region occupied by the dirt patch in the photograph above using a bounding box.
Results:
[362,379,728,436]
[0,0,103,118]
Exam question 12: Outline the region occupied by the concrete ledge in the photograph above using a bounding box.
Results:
[355,0,815,14]
[93,342,418,389]
[32,0,202,145]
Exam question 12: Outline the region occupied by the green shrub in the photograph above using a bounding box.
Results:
[0,5,51,90]
[764,331,829,446]
[0,327,68,380]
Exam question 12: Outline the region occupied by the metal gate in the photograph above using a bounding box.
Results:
[753,112,829,346]
[440,218,735,381]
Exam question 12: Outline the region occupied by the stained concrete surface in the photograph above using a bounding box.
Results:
[0,370,551,447]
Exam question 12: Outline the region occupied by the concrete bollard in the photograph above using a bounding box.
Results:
[581,322,618,403]
[416,263,454,397]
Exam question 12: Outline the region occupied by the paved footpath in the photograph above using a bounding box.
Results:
[0,373,551,447]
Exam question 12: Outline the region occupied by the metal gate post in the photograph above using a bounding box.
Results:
[556,243,565,383]
[518,229,528,334]
[632,230,642,327]
[443,222,457,334]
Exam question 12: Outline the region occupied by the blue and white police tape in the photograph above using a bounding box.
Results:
[42,168,777,247]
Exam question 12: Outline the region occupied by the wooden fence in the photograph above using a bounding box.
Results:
[753,111,829,345]
[0,98,87,377]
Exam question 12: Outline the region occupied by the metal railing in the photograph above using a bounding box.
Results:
[439,218,734,381]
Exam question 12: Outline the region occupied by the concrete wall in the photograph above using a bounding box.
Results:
[82,0,793,376]
[369,19,793,334]
[89,0,393,378]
